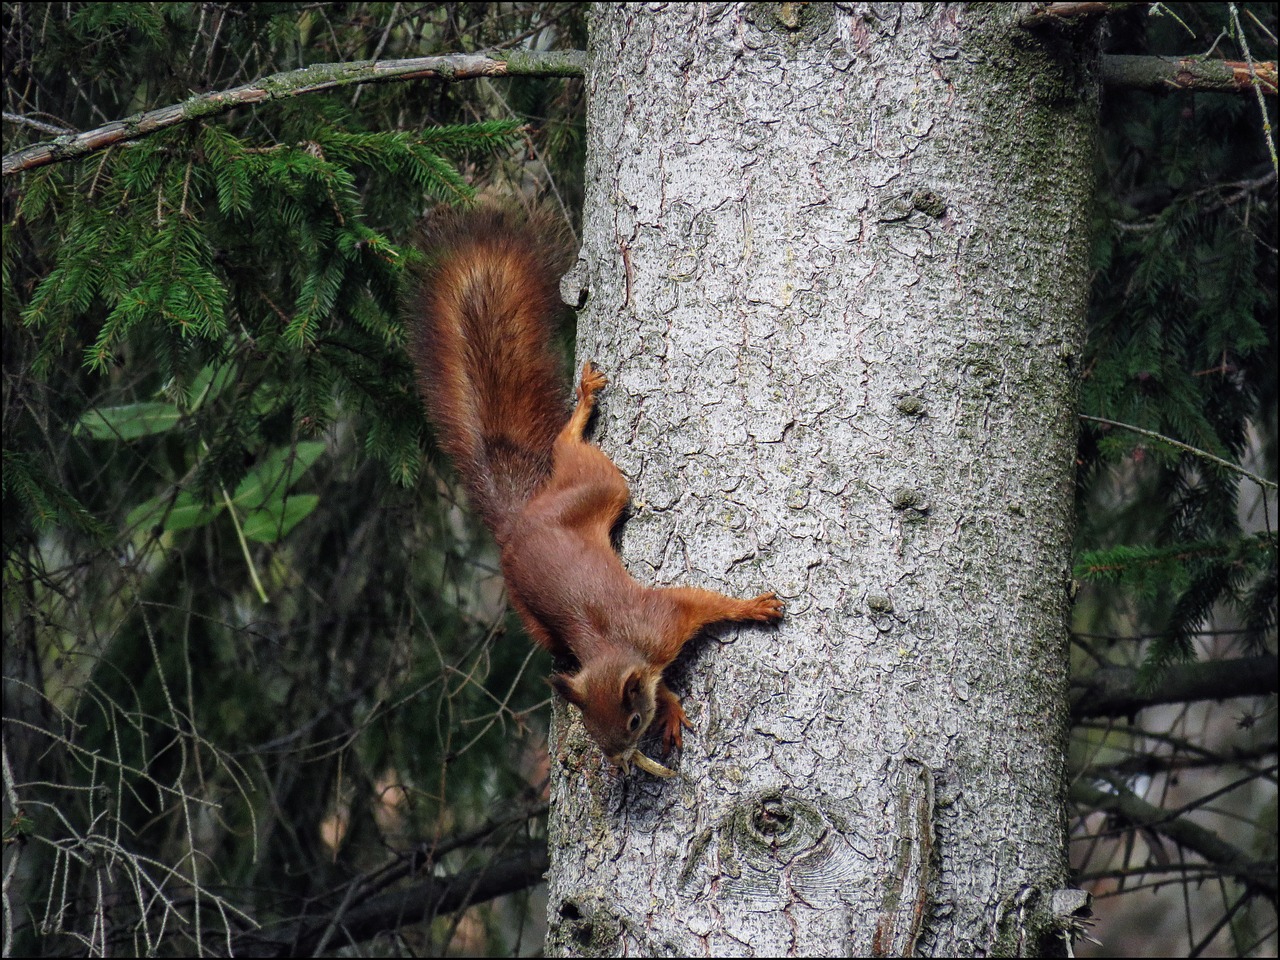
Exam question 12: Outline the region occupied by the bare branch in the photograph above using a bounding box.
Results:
[233,846,550,957]
[2,50,587,178]
[1101,54,1279,95]
[1083,737,1278,778]
[1021,2,1140,28]
[1080,413,1278,490]
[1071,779,1276,898]
[1071,654,1279,719]
[1020,6,1278,96]
[9,43,1272,182]
[2,112,74,136]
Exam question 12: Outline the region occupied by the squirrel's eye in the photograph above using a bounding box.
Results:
[627,713,642,732]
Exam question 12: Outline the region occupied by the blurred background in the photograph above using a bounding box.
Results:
[2,2,1274,956]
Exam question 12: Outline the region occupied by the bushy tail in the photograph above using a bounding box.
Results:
[410,205,572,543]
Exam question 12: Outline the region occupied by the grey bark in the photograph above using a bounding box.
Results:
[548,4,1097,957]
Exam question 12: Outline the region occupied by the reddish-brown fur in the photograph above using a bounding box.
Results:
[411,205,783,773]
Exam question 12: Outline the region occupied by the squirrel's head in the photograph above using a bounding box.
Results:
[549,653,674,778]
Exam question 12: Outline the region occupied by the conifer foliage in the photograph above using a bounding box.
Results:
[1,2,1275,957]
[1080,58,1276,673]
[3,3,583,955]
[1069,4,1277,955]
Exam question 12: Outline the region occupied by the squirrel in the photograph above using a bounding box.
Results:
[410,204,784,777]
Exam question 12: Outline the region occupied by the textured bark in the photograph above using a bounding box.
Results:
[547,4,1097,956]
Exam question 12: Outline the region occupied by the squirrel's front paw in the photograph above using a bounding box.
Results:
[655,690,694,755]
[578,362,608,397]
[747,592,785,622]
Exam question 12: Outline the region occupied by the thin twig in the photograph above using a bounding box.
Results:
[1080,414,1277,490]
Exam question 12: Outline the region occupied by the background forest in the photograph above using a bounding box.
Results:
[2,2,1275,957]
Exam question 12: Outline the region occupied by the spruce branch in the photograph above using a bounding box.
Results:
[1021,0,1274,92]
[1020,5,1277,94]
[6,42,1274,180]
[1020,2,1141,28]
[1070,654,1279,719]
[1100,53,1279,95]
[2,50,587,177]
[1080,414,1278,490]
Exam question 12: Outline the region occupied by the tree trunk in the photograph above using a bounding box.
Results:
[547,4,1097,956]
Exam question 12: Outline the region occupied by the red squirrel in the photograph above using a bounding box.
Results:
[410,205,784,777]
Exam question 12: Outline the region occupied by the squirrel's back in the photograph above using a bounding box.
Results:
[410,205,572,541]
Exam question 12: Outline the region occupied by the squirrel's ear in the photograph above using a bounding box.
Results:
[621,670,644,706]
[548,672,582,706]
